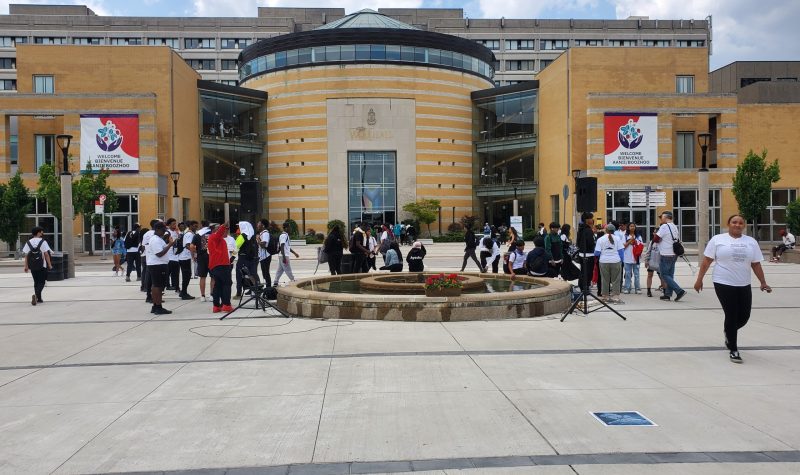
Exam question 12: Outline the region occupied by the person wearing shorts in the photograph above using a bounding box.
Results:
[192,221,212,302]
[147,222,174,315]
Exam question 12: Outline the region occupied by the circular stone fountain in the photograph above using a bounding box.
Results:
[277,272,571,321]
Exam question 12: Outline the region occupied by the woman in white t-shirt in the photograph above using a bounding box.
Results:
[594,223,624,304]
[694,214,771,364]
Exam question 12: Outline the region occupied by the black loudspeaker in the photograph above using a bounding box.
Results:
[575,177,597,212]
[239,181,262,215]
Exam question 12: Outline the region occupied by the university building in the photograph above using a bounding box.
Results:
[0,8,797,253]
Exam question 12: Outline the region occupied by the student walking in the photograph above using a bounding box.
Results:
[460,226,482,272]
[694,214,771,363]
[654,211,686,302]
[274,222,299,286]
[23,226,53,305]
[111,228,126,276]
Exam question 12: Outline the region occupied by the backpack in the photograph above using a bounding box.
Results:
[525,249,548,275]
[199,233,209,253]
[349,231,364,253]
[123,230,138,249]
[666,224,685,256]
[241,236,259,260]
[26,239,45,271]
[173,233,186,254]
[266,232,279,255]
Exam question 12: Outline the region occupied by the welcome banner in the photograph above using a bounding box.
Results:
[80,114,139,173]
[604,113,658,170]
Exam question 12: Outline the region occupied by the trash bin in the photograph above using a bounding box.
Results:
[48,253,64,281]
[62,253,70,280]
[340,253,354,274]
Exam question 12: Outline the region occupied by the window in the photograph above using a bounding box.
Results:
[73,37,104,45]
[676,75,694,93]
[643,39,670,47]
[348,151,397,227]
[147,38,179,48]
[505,39,535,50]
[677,40,705,47]
[157,195,166,221]
[676,132,695,169]
[605,190,660,240]
[0,58,15,69]
[35,135,55,170]
[540,59,553,70]
[777,77,798,82]
[740,77,770,88]
[757,189,799,241]
[551,195,560,225]
[0,79,16,90]
[221,38,251,49]
[220,59,237,70]
[575,39,602,46]
[672,189,722,242]
[187,59,215,71]
[109,38,142,45]
[609,39,637,47]
[34,37,66,45]
[1,36,27,46]
[33,75,54,94]
[185,38,215,49]
[506,60,535,71]
[217,80,238,86]
[541,39,569,50]
[476,40,500,50]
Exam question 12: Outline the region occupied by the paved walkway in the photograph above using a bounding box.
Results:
[1,244,799,474]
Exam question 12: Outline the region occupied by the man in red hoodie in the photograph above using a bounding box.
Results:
[208,222,234,313]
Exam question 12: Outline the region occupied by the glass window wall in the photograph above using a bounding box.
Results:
[348,151,397,228]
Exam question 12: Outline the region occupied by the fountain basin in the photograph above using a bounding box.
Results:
[277,272,571,321]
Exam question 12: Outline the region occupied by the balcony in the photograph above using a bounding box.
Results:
[475,177,537,197]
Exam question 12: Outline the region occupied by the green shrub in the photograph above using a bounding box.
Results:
[327,219,346,233]
[447,222,464,233]
[522,228,537,241]
[787,199,800,235]
[460,215,478,231]
[432,232,466,243]
[305,235,323,244]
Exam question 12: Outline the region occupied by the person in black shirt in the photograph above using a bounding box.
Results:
[323,224,345,275]
[576,212,597,292]
[406,241,427,272]
[460,226,482,272]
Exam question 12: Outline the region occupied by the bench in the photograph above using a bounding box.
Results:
[779,248,800,264]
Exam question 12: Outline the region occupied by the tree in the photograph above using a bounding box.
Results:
[787,199,800,235]
[36,163,62,220]
[403,199,440,237]
[0,172,33,250]
[732,149,780,240]
[73,165,118,227]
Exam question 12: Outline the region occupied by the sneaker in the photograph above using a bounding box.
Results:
[150,305,158,314]
[660,295,671,301]
[212,306,222,313]
[31,294,37,306]
[647,289,652,297]
[180,294,196,300]
[675,290,687,302]
[221,305,234,312]
[623,289,631,294]
[37,298,43,304]
[635,289,642,294]
[233,293,242,298]
[200,295,207,302]
[125,276,131,282]
[154,306,172,315]
[729,351,743,363]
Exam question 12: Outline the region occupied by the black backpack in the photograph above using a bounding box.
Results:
[242,236,259,260]
[173,233,186,254]
[266,233,279,255]
[26,239,45,271]
[123,230,138,249]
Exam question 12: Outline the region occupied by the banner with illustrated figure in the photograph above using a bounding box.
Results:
[80,114,139,173]
[604,113,658,170]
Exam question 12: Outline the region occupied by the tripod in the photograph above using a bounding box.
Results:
[220,268,291,320]
[561,255,626,322]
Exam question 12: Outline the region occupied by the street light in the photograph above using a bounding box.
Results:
[697,132,712,262]
[55,134,74,278]
[170,171,180,220]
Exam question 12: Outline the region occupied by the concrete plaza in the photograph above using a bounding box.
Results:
[1,243,799,474]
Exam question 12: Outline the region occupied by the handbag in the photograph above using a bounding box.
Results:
[318,247,329,264]
[666,224,685,256]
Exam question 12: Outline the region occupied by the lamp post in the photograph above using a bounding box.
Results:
[55,134,75,279]
[170,171,180,221]
[697,132,712,262]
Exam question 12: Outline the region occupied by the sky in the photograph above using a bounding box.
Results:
[2,0,798,70]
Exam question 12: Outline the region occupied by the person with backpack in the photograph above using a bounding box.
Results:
[525,236,550,277]
[653,211,686,302]
[460,225,482,272]
[191,221,212,302]
[256,219,274,286]
[176,220,196,300]
[23,226,52,306]
[124,223,142,282]
[274,221,300,286]
[508,239,529,276]
[234,220,258,297]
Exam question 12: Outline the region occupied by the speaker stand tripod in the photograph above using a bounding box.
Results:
[561,255,626,322]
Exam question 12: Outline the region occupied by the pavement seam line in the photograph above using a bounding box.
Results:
[438,321,562,456]
[47,315,246,475]
[310,314,339,464]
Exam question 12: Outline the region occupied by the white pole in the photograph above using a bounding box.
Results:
[60,174,75,278]
[101,210,107,260]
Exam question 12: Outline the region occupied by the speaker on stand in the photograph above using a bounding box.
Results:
[239,180,262,222]
[575,177,597,213]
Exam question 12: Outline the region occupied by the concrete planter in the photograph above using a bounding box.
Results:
[424,287,462,297]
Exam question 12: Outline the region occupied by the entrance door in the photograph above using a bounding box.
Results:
[92,215,131,254]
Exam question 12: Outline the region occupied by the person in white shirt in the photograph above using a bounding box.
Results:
[478,234,501,273]
[509,240,528,276]
[274,221,299,286]
[654,211,686,302]
[22,226,52,305]
[146,222,175,315]
[622,222,644,294]
[141,219,159,303]
[367,228,378,270]
[177,221,196,300]
[771,228,796,262]
[165,218,180,291]
[256,219,273,286]
[594,224,625,304]
[694,214,771,363]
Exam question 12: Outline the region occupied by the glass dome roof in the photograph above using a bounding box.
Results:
[315,9,420,30]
